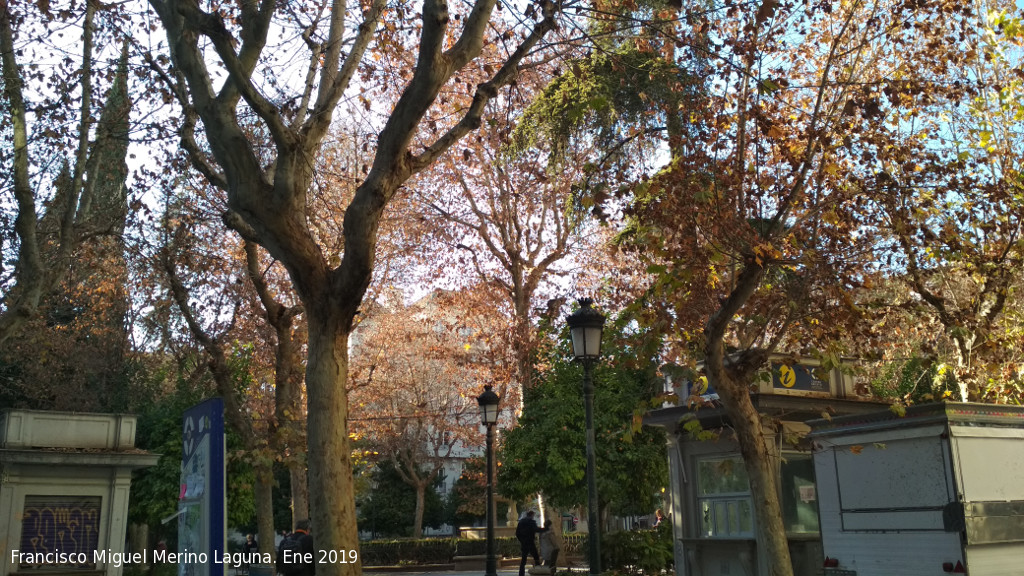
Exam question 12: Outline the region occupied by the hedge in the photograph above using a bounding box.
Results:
[358,533,590,566]
[358,538,458,565]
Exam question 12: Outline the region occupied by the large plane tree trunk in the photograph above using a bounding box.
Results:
[303,300,359,569]
[704,263,793,576]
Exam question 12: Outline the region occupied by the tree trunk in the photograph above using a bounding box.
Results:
[255,465,277,562]
[704,262,794,576]
[953,332,976,401]
[715,374,791,576]
[128,523,148,559]
[246,239,309,529]
[304,307,360,576]
[413,482,426,538]
[290,463,310,527]
[513,294,534,397]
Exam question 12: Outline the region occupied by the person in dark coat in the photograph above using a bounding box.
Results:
[242,534,258,574]
[244,533,259,554]
[516,510,542,576]
[277,519,315,576]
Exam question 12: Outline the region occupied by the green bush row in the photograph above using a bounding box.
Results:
[357,534,592,566]
[450,536,521,558]
[356,527,670,572]
[358,537,459,565]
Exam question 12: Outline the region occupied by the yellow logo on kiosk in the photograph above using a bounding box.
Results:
[778,365,797,388]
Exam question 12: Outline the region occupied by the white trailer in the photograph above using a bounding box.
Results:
[809,403,1024,576]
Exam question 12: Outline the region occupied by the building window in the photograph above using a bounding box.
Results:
[697,455,754,537]
[19,495,101,569]
[781,453,819,534]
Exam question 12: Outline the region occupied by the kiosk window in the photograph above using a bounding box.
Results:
[697,456,754,537]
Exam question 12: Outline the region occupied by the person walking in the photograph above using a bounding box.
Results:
[277,519,315,576]
[516,510,542,576]
[538,519,563,573]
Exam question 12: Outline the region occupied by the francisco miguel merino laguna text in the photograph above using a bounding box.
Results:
[11,549,273,568]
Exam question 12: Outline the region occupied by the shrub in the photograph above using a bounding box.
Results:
[359,538,457,565]
[600,525,673,575]
[357,532,598,567]
[452,536,522,558]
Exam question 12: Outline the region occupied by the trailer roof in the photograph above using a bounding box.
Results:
[644,394,886,433]
[808,402,1024,437]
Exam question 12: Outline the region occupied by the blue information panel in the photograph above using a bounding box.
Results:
[178,398,226,576]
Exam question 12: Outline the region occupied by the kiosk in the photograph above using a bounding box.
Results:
[0,409,159,576]
[645,359,884,576]
[809,402,1024,576]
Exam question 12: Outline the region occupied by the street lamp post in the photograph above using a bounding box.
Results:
[566,298,606,576]
[477,385,501,576]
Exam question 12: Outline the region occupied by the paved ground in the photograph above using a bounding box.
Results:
[238,564,586,576]
[372,571,519,576]
[238,559,587,576]
[372,570,583,576]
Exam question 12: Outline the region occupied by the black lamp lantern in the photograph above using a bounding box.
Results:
[567,298,606,360]
[477,385,500,426]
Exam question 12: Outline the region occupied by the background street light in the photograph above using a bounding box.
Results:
[477,385,501,576]
[566,298,606,576]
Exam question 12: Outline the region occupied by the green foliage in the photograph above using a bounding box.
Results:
[870,356,956,403]
[238,462,298,534]
[358,535,570,566]
[358,538,458,566]
[679,413,718,442]
[357,535,590,566]
[129,361,256,547]
[498,319,668,516]
[510,47,697,167]
[445,456,486,527]
[271,463,297,532]
[601,524,674,576]
[451,536,524,558]
[356,460,446,538]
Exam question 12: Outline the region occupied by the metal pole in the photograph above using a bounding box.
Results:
[485,422,497,576]
[583,360,601,576]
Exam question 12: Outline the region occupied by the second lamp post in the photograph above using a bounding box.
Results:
[476,385,501,576]
[566,298,606,576]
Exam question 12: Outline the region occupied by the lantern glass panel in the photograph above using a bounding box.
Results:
[481,403,499,425]
[571,329,587,358]
[584,326,602,357]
